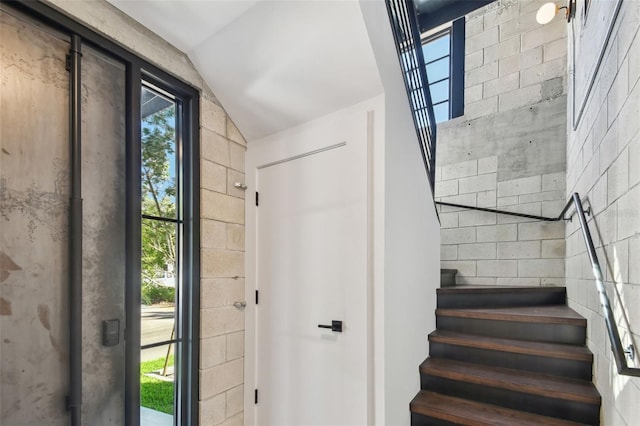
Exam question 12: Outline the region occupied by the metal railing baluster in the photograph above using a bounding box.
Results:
[386,0,437,192]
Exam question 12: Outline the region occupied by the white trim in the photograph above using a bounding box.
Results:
[257,141,346,169]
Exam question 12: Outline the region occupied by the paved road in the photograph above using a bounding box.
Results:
[141,305,175,363]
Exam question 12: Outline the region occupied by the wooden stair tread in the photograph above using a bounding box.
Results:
[421,358,600,405]
[436,305,586,326]
[437,286,566,294]
[429,330,593,362]
[411,391,586,426]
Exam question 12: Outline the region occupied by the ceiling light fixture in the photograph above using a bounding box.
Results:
[536,0,576,24]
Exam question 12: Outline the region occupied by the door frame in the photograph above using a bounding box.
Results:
[245,97,382,425]
[5,2,201,424]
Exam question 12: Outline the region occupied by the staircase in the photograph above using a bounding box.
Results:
[411,286,601,425]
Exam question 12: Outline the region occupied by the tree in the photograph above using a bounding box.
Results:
[141,105,177,304]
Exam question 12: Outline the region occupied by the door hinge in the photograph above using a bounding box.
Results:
[65,54,71,72]
[254,389,259,404]
[255,191,259,206]
[255,290,259,305]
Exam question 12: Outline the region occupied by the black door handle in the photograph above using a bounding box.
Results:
[318,320,342,332]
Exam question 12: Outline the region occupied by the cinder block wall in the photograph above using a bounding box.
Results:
[435,0,568,286]
[564,0,640,423]
[199,100,247,426]
[463,0,567,118]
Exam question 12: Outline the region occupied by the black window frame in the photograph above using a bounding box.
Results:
[421,16,465,122]
[5,2,201,425]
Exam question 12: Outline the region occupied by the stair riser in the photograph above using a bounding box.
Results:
[421,375,600,425]
[411,413,452,426]
[436,316,586,345]
[429,341,592,380]
[437,291,566,309]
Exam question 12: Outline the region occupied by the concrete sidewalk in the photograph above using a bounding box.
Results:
[141,407,172,426]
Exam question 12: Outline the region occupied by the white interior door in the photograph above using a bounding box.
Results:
[256,143,368,426]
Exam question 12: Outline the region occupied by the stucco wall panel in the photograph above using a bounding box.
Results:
[0,10,70,425]
[80,45,126,426]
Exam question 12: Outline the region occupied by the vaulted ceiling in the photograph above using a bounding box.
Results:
[107,0,384,141]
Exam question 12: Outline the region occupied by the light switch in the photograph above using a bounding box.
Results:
[102,319,120,346]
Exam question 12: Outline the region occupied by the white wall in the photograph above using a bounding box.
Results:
[565,0,640,423]
[360,2,441,425]
[382,95,439,426]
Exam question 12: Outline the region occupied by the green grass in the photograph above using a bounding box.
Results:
[140,355,174,415]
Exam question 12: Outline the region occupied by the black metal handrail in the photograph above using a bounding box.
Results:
[435,201,571,222]
[437,194,640,376]
[386,0,437,192]
[569,194,639,376]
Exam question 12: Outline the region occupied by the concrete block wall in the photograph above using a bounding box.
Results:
[199,100,247,426]
[564,0,640,423]
[435,0,568,286]
[437,156,566,286]
[464,0,568,121]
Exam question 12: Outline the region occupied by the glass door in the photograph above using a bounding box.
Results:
[139,85,180,425]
